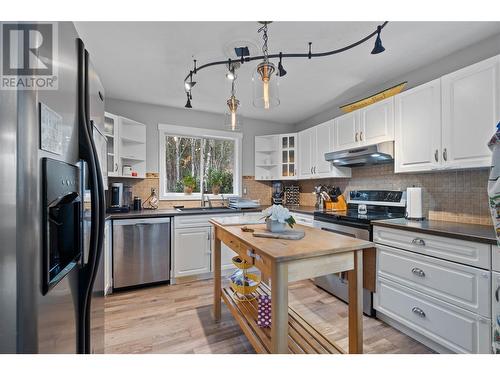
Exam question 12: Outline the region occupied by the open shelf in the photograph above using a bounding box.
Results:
[221,283,344,354]
[255,149,277,153]
[255,164,278,168]
[108,175,145,179]
[121,156,146,162]
[121,135,146,144]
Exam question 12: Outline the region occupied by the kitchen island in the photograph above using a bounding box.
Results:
[210,216,374,354]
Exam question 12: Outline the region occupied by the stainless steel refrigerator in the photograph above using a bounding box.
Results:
[0,21,105,354]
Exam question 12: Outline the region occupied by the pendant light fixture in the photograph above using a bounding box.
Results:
[225,77,242,131]
[252,22,279,109]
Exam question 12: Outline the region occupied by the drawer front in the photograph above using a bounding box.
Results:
[377,245,490,316]
[373,226,491,269]
[493,245,500,272]
[292,213,314,227]
[175,213,240,228]
[374,277,491,353]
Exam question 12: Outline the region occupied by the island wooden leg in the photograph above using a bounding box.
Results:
[213,229,221,322]
[271,262,288,354]
[348,249,363,354]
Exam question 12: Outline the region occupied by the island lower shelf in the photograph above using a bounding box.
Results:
[221,283,344,354]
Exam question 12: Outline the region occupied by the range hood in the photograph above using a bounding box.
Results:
[325,141,394,167]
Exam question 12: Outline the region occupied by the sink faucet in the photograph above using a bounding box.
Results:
[201,191,212,208]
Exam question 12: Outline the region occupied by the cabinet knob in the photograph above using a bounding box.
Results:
[434,150,439,162]
[411,307,426,318]
[411,267,426,277]
[443,148,448,161]
[411,238,426,247]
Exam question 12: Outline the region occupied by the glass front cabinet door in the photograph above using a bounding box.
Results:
[104,112,120,177]
[280,133,297,180]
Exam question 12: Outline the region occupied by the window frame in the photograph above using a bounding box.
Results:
[158,124,243,200]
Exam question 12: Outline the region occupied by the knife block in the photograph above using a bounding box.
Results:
[324,195,347,211]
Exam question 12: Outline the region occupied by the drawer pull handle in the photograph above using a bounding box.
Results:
[246,249,261,261]
[411,238,426,246]
[411,267,426,277]
[496,286,500,302]
[412,307,426,318]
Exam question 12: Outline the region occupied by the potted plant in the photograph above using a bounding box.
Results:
[182,175,196,195]
[262,205,296,233]
[207,168,224,195]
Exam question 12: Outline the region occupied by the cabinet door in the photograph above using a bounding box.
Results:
[315,122,333,176]
[174,227,211,277]
[441,55,500,169]
[279,133,297,179]
[334,111,360,151]
[104,112,120,176]
[359,97,394,146]
[298,128,314,179]
[395,79,442,173]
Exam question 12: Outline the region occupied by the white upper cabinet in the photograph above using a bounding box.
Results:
[441,55,500,170]
[395,55,500,173]
[334,97,394,152]
[359,97,395,145]
[298,122,351,179]
[315,121,335,176]
[395,79,442,173]
[298,128,314,179]
[279,133,298,180]
[334,111,360,151]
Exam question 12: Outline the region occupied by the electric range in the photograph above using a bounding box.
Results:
[312,190,407,316]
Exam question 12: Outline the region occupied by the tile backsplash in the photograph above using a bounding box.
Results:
[111,163,492,225]
[244,164,492,226]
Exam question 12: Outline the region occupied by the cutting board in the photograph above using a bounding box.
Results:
[252,230,305,240]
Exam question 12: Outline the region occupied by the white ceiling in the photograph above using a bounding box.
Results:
[75,21,500,125]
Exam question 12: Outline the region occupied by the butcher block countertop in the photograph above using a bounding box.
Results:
[210,217,373,263]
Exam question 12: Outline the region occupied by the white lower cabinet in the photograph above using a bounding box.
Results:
[374,225,493,353]
[377,245,490,316]
[174,227,211,277]
[375,277,491,354]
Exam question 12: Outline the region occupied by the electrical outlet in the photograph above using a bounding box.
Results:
[243,187,247,195]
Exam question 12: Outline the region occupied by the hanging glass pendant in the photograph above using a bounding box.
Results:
[225,94,242,131]
[253,61,279,109]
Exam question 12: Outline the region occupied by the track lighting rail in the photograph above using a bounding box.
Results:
[183,21,388,84]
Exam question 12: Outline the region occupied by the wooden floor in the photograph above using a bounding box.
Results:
[104,279,434,354]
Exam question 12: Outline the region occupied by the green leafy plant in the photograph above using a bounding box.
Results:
[207,168,224,188]
[182,175,196,189]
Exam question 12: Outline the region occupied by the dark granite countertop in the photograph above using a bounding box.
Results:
[107,206,265,220]
[373,218,497,245]
[286,205,318,215]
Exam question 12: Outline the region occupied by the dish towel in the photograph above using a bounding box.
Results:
[488,122,500,246]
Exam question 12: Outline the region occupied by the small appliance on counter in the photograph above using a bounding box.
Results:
[272,181,284,205]
[133,196,142,211]
[108,182,131,213]
[406,187,424,220]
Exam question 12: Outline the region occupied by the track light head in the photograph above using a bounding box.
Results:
[277,53,287,77]
[185,93,192,108]
[184,80,196,91]
[371,26,385,54]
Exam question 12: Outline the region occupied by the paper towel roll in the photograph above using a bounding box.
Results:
[406,187,423,220]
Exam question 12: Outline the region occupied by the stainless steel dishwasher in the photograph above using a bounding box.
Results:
[113,217,170,289]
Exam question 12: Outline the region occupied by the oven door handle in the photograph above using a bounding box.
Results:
[320,227,356,238]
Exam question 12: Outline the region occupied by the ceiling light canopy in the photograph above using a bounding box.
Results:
[182,21,389,115]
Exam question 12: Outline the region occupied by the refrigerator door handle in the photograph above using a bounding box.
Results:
[78,38,105,354]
